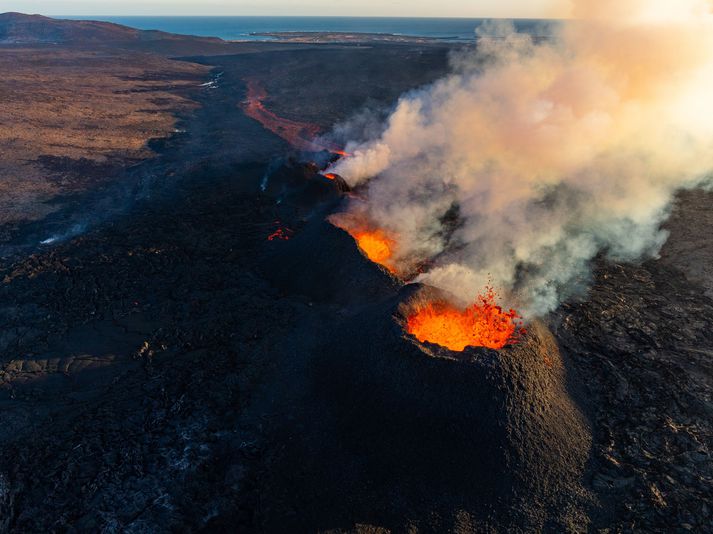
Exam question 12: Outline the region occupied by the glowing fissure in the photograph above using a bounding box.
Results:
[352,229,395,271]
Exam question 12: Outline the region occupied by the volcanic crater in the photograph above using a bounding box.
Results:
[252,161,592,530]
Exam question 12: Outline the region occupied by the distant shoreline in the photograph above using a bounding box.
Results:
[245,31,449,44]
[52,15,556,42]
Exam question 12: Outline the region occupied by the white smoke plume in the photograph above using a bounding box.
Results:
[327,0,713,317]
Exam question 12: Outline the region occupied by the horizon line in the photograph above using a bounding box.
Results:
[9,13,566,21]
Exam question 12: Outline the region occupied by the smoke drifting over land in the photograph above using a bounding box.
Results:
[327,0,713,316]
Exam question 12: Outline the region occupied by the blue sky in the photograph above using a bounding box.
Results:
[0,0,568,18]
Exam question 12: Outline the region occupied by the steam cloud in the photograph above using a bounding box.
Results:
[326,0,713,317]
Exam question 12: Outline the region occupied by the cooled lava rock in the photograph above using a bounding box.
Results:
[3,34,709,532]
[255,284,593,532]
[262,160,349,213]
[262,215,400,305]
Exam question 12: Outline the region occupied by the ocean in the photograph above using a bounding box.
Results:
[59,16,554,42]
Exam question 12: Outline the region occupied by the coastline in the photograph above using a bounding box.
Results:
[245,30,455,44]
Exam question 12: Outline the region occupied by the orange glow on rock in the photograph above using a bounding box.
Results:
[242,78,351,157]
[406,287,525,350]
[267,226,293,241]
[352,229,395,270]
[323,173,337,180]
[330,149,352,157]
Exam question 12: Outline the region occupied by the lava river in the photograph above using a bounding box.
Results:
[242,79,349,155]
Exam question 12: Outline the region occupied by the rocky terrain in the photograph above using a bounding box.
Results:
[0,14,711,533]
[0,12,226,44]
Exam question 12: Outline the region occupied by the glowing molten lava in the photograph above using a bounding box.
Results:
[352,229,395,271]
[267,223,294,241]
[406,287,525,351]
[323,173,337,180]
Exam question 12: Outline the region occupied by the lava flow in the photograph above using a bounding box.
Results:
[242,78,350,156]
[267,223,294,241]
[352,229,396,272]
[406,287,525,350]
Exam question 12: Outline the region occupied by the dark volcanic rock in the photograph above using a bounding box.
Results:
[262,216,400,305]
[255,285,592,532]
[554,259,713,532]
[262,160,350,211]
[2,26,709,532]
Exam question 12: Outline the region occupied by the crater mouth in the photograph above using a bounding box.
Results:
[399,286,526,352]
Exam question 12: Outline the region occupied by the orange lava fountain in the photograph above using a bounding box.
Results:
[406,287,525,350]
[352,229,396,272]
